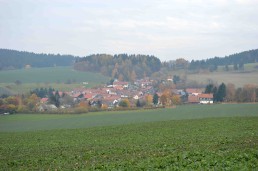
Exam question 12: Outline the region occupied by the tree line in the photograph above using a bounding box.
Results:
[74,54,162,82]
[205,83,258,103]
[0,49,75,70]
[188,49,258,71]
[162,49,258,72]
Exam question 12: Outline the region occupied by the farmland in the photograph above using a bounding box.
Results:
[0,66,109,93]
[187,71,258,88]
[0,104,258,170]
[1,104,258,132]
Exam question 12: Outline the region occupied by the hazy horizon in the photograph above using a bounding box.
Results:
[1,0,258,61]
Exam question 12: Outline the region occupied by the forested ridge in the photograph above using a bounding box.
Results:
[74,54,162,81]
[0,49,75,70]
[188,49,258,71]
[1,48,258,79]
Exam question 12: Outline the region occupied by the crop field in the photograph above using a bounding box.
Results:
[0,104,258,170]
[1,104,258,132]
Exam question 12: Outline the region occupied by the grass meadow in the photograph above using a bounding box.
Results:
[0,66,109,93]
[0,104,258,170]
[187,71,258,87]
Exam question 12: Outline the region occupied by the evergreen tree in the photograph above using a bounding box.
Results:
[213,86,218,102]
[216,83,226,102]
[153,93,159,105]
[205,84,214,93]
[136,99,141,107]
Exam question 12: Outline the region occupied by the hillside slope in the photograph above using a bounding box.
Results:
[0,49,75,70]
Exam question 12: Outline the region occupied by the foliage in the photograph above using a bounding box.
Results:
[153,93,159,105]
[206,83,258,103]
[31,87,55,98]
[119,99,130,108]
[173,75,180,84]
[187,49,258,71]
[205,83,226,102]
[145,94,153,106]
[49,91,61,107]
[0,49,74,70]
[74,54,161,82]
[136,99,141,107]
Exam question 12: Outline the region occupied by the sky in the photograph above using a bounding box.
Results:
[0,0,258,61]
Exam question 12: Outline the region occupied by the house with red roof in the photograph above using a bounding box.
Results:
[198,94,213,104]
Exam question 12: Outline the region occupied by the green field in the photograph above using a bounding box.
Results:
[0,66,109,93]
[1,104,258,132]
[0,66,109,84]
[0,104,258,170]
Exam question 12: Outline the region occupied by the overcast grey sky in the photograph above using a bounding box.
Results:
[0,0,257,61]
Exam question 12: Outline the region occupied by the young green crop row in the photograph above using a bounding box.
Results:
[0,117,257,170]
[1,104,258,132]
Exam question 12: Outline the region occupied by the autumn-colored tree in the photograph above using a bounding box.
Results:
[175,58,188,69]
[226,83,236,102]
[77,101,88,108]
[145,94,153,106]
[171,95,181,105]
[118,74,124,81]
[130,70,137,82]
[160,90,172,106]
[101,104,108,110]
[119,99,130,108]
[112,63,119,78]
[243,84,256,102]
[6,96,19,106]
[25,94,39,111]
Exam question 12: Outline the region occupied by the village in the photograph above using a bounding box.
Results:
[38,78,214,112]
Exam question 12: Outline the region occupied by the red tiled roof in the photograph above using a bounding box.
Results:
[198,94,213,99]
[84,94,93,99]
[188,95,199,103]
[113,81,129,85]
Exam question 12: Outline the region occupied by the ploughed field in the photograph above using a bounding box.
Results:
[0,104,258,170]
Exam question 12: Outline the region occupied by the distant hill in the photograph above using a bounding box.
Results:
[74,54,161,82]
[188,49,258,71]
[0,49,75,70]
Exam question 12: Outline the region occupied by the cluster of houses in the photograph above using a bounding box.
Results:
[69,79,155,108]
[38,79,214,111]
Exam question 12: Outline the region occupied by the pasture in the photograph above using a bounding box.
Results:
[0,66,109,93]
[187,63,258,87]
[0,66,109,84]
[0,104,258,170]
[187,71,258,87]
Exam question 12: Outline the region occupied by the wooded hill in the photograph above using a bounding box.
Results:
[74,54,162,82]
[188,49,258,71]
[0,49,75,70]
[1,48,258,81]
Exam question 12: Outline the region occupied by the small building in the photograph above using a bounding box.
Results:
[188,95,199,104]
[199,94,213,104]
[188,93,213,104]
